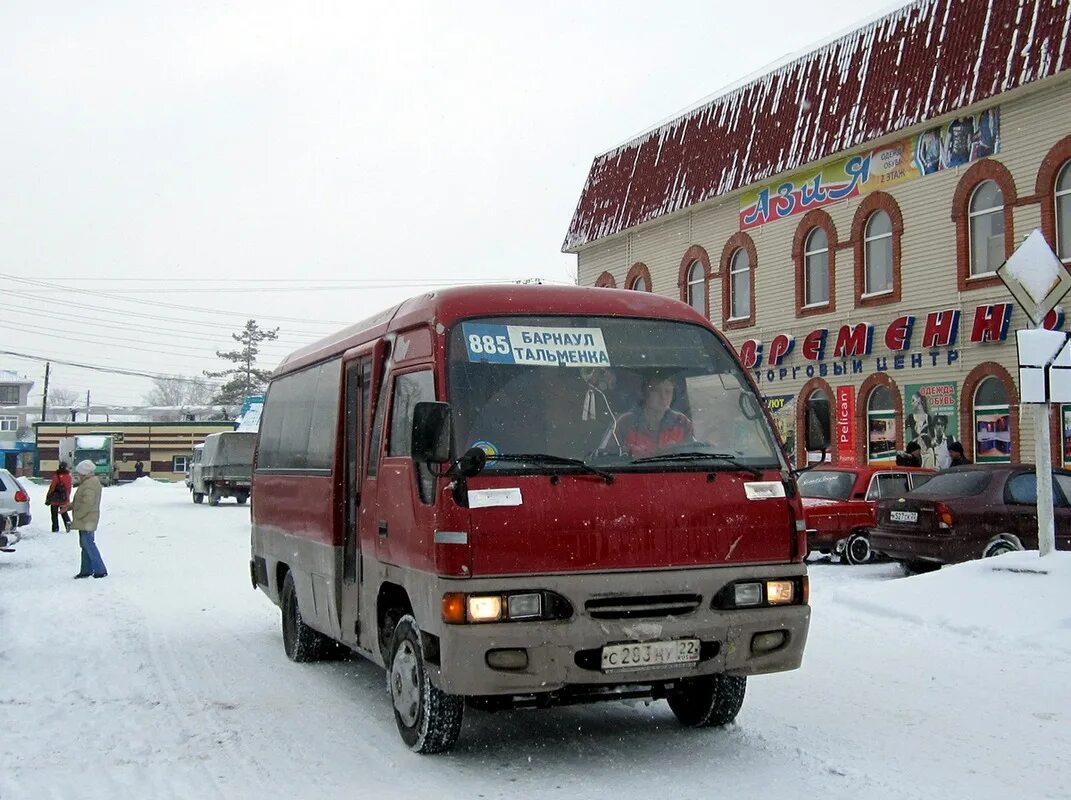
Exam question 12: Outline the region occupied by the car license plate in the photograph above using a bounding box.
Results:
[890,510,918,523]
[601,639,700,670]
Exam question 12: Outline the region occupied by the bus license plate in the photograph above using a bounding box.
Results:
[601,639,700,671]
[890,510,918,523]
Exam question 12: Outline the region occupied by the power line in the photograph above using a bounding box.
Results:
[0,348,227,385]
[2,305,304,353]
[0,273,349,325]
[33,280,523,294]
[2,290,327,339]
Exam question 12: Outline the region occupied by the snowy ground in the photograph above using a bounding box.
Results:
[2,480,1069,800]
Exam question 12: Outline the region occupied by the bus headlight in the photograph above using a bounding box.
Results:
[467,595,503,622]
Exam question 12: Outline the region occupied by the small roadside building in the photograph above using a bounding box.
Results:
[565,0,1071,467]
[35,421,237,482]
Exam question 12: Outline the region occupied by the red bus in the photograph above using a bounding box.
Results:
[250,284,812,753]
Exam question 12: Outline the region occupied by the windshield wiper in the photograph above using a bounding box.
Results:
[631,451,765,478]
[490,453,614,484]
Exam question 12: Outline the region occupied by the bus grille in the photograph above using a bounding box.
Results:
[585,594,702,619]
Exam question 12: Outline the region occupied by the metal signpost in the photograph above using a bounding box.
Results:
[1000,229,1071,558]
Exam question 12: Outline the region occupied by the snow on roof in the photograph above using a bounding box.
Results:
[563,0,1071,251]
[0,370,33,385]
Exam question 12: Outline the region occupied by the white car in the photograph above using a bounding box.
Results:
[0,468,30,529]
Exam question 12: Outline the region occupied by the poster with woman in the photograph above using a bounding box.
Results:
[903,383,959,469]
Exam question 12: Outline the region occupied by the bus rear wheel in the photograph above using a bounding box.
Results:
[280,572,332,662]
[667,674,746,728]
[388,615,464,754]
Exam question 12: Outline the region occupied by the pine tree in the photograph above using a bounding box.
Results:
[205,319,279,404]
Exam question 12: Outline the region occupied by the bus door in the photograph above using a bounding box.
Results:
[338,354,373,650]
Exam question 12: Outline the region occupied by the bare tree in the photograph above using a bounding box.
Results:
[46,387,81,421]
[144,375,213,410]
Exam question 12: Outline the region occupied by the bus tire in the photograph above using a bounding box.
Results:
[667,674,746,728]
[192,492,204,504]
[388,615,464,754]
[281,571,331,663]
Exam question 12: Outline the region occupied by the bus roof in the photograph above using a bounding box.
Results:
[274,284,710,376]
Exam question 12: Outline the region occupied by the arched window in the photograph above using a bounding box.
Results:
[806,388,832,464]
[864,210,893,295]
[1057,161,1071,263]
[729,248,751,319]
[625,262,651,292]
[866,385,897,463]
[804,228,830,306]
[969,180,1005,276]
[685,260,705,313]
[973,377,1011,464]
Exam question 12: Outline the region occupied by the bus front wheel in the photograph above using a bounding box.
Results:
[388,615,464,754]
[667,674,746,727]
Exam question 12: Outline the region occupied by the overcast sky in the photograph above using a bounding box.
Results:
[0,0,904,408]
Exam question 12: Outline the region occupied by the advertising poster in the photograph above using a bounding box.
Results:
[974,406,1012,463]
[1063,405,1071,468]
[764,394,796,465]
[739,108,1000,230]
[836,386,855,466]
[904,382,959,469]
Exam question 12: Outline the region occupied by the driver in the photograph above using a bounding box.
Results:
[608,370,694,457]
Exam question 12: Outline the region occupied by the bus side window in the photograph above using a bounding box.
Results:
[367,357,392,478]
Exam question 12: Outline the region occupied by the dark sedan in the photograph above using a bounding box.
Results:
[870,464,1071,571]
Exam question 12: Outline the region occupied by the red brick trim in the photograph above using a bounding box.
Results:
[625,262,652,291]
[960,362,1018,463]
[594,271,617,288]
[1036,135,1071,263]
[952,159,1018,292]
[855,372,903,464]
[720,232,757,330]
[795,377,836,465]
[793,210,837,318]
[851,192,903,309]
[677,245,712,317]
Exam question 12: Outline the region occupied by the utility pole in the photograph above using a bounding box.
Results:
[85,390,90,422]
[40,362,50,422]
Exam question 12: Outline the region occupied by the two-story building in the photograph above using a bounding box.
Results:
[565,0,1071,468]
[0,370,35,474]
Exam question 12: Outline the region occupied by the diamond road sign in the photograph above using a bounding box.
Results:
[997,229,1071,326]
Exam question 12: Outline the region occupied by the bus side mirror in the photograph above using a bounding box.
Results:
[805,398,831,452]
[411,402,452,463]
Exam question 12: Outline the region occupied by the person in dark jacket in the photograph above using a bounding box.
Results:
[45,462,73,533]
[948,441,970,466]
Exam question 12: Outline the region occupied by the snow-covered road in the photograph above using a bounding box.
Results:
[2,480,1068,800]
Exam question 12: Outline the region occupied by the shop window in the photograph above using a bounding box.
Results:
[969,180,1005,276]
[864,211,893,295]
[804,229,830,306]
[973,377,1011,463]
[729,249,751,319]
[685,260,706,313]
[1057,161,1071,263]
[806,389,832,464]
[866,385,896,464]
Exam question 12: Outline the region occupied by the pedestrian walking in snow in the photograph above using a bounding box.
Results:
[45,461,73,533]
[70,459,107,579]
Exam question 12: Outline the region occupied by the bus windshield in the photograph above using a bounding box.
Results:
[447,316,783,471]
